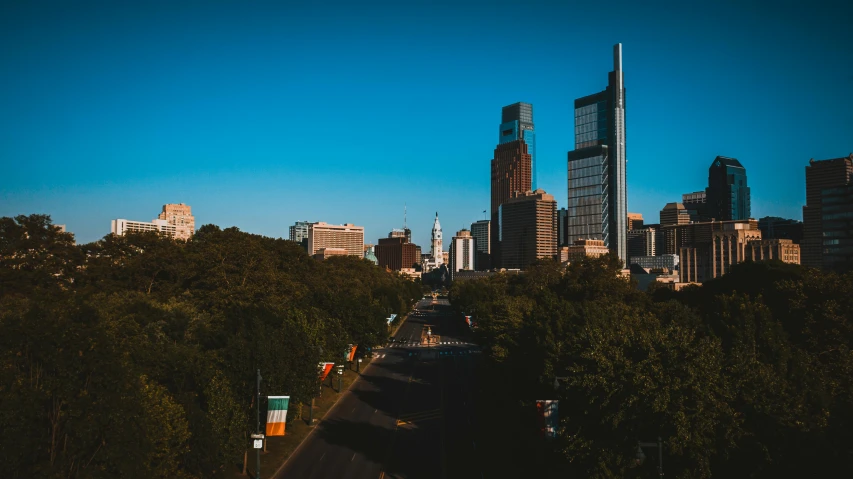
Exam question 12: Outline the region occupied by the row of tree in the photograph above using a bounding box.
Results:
[0,214,422,478]
[450,255,853,478]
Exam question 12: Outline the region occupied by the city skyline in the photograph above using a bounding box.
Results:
[2,1,852,248]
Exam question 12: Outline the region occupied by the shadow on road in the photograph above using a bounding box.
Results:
[312,418,391,465]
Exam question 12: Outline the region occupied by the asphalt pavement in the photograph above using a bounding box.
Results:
[273,297,483,479]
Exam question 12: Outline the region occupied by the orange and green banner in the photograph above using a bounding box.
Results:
[347,345,358,362]
[266,396,289,436]
[319,362,335,381]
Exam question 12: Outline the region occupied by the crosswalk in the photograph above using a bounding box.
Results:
[396,408,442,428]
[385,341,472,348]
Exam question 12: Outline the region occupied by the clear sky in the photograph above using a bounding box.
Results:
[1,0,851,247]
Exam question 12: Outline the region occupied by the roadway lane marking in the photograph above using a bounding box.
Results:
[351,407,357,413]
[351,452,356,461]
[320,452,326,461]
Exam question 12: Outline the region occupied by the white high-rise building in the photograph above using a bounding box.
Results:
[111,218,177,237]
[449,229,475,279]
[431,212,443,266]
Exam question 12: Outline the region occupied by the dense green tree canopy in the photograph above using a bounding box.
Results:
[451,255,853,478]
[0,214,420,478]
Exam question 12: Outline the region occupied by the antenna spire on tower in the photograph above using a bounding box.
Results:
[404,203,407,229]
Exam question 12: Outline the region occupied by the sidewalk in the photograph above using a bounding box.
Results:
[225,359,370,479]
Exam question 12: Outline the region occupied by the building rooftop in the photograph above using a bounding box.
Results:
[712,156,744,169]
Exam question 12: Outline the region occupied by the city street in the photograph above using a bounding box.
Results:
[273,298,484,479]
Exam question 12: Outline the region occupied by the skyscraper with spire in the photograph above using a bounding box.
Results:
[431,212,443,266]
[566,44,628,264]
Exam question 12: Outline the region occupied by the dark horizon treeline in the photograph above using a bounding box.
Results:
[0,214,421,478]
[451,256,853,478]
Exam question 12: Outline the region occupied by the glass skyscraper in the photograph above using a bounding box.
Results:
[566,44,627,263]
[705,156,751,221]
[499,102,537,190]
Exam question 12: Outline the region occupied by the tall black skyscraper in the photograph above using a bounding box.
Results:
[566,44,627,263]
[705,156,750,221]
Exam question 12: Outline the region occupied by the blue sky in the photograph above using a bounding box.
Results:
[1,0,851,247]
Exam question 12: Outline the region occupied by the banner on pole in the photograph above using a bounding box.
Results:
[266,396,289,436]
[318,362,335,381]
[535,400,559,438]
[465,316,472,327]
[347,344,358,362]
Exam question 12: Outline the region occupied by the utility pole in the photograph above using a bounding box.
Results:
[256,369,261,479]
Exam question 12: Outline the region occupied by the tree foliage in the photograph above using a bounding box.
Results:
[0,214,420,478]
[450,256,853,478]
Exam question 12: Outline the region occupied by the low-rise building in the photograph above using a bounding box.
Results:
[313,247,348,261]
[560,238,610,264]
[744,238,801,264]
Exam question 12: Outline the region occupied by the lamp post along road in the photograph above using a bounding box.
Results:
[255,369,262,479]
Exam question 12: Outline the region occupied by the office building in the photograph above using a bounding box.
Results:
[289,221,311,250]
[111,219,177,237]
[375,236,419,271]
[821,184,853,270]
[630,264,680,292]
[313,248,348,261]
[627,213,644,231]
[706,156,751,221]
[449,229,476,280]
[158,203,195,240]
[307,222,364,257]
[757,217,804,244]
[744,239,801,264]
[660,202,690,227]
[500,189,557,270]
[682,191,707,222]
[491,104,534,266]
[557,208,570,247]
[560,238,611,264]
[677,220,761,282]
[710,227,763,277]
[500,102,537,189]
[388,228,412,243]
[566,44,628,263]
[470,219,491,270]
[627,227,656,262]
[630,254,678,271]
[803,155,853,269]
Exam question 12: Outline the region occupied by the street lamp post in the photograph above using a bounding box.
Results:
[635,437,664,478]
[255,369,262,479]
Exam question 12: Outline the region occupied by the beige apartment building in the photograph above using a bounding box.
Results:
[308,222,364,257]
[560,238,611,263]
[744,238,801,264]
[158,203,195,240]
[500,189,557,270]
